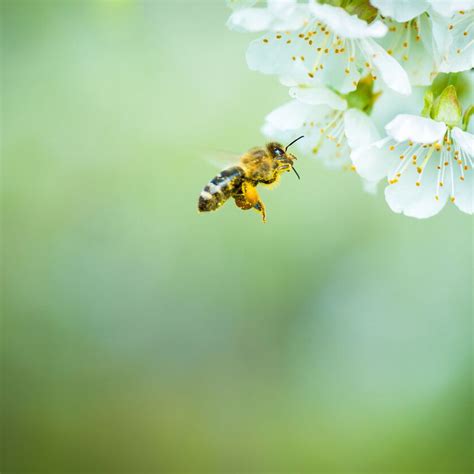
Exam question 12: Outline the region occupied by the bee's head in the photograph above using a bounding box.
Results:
[266,136,304,179]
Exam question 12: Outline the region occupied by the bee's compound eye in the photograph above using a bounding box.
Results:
[274,147,284,156]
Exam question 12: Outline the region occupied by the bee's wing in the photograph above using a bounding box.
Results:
[201,150,242,170]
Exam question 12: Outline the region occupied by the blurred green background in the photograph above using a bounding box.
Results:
[1,1,472,472]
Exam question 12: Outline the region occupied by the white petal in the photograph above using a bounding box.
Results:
[371,87,426,128]
[385,163,449,218]
[268,0,296,17]
[385,114,446,143]
[263,99,325,131]
[429,0,474,17]
[358,39,411,95]
[270,4,311,31]
[452,127,474,156]
[452,165,473,214]
[226,8,273,32]
[351,138,397,182]
[310,1,387,38]
[369,0,430,22]
[343,108,380,150]
[246,33,311,81]
[437,11,474,73]
[289,86,347,110]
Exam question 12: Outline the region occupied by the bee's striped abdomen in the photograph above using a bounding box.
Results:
[198,166,244,212]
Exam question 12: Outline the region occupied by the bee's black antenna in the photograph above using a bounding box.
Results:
[285,135,304,151]
[292,166,301,180]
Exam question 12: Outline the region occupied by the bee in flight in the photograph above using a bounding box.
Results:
[198,136,304,223]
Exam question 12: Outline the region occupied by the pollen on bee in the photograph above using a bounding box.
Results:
[389,145,395,151]
[417,167,422,174]
[463,31,468,36]
[448,24,454,30]
[308,72,314,78]
[399,154,405,159]
[345,68,350,74]
[276,34,282,39]
[300,55,305,61]
[415,181,421,186]
[263,38,269,43]
[460,176,465,181]
[287,39,292,44]
[387,49,393,55]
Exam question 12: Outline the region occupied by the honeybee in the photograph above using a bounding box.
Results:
[198,136,304,223]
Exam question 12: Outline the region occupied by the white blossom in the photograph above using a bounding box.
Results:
[242,1,411,95]
[227,0,310,32]
[371,0,473,78]
[262,83,380,168]
[351,111,473,217]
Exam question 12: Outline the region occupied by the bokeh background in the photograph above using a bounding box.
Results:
[1,1,472,472]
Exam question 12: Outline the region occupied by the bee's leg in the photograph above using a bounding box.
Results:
[242,182,266,223]
[233,194,253,210]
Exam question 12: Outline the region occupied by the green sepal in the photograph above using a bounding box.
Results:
[431,85,462,128]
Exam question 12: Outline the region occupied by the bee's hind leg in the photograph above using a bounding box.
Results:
[242,182,266,223]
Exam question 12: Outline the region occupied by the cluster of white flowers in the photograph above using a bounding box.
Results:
[227,0,473,218]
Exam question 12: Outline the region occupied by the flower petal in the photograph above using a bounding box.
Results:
[289,86,347,110]
[385,114,447,143]
[263,99,329,131]
[351,138,396,182]
[452,127,474,156]
[452,163,473,214]
[384,162,449,218]
[429,0,474,17]
[226,8,273,32]
[268,0,296,17]
[310,1,387,38]
[369,0,430,22]
[344,108,380,149]
[359,39,412,95]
